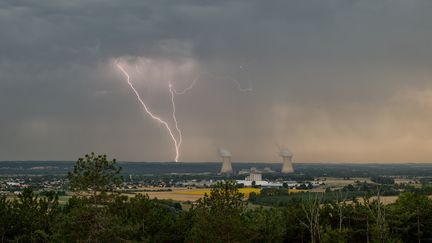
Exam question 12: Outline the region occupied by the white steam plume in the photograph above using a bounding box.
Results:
[219,148,232,157]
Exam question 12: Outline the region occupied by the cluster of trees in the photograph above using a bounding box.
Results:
[1,153,432,242]
[370,176,395,185]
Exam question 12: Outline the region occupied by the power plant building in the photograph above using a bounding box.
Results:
[246,172,262,182]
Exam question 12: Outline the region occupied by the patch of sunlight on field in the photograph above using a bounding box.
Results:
[289,189,307,193]
[175,189,212,196]
[239,188,262,195]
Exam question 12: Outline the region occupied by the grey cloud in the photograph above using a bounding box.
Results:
[1,0,432,162]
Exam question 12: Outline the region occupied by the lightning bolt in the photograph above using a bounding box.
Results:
[207,74,253,92]
[232,78,253,92]
[203,65,253,92]
[115,61,180,162]
[115,58,249,162]
[172,75,199,95]
[169,64,252,93]
[168,76,198,150]
[169,82,183,151]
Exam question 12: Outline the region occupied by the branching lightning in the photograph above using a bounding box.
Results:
[115,58,250,162]
[172,76,199,95]
[169,82,183,149]
[115,61,181,162]
[204,65,253,92]
[232,78,253,92]
[168,76,198,150]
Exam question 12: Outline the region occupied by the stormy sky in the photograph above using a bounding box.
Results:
[1,0,432,163]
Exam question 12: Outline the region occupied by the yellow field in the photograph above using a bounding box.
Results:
[286,189,306,193]
[5,188,308,204]
[175,188,260,196]
[175,188,306,196]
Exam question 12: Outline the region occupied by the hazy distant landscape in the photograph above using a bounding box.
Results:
[2,161,432,176]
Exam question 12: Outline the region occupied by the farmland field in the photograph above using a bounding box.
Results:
[139,187,307,201]
[134,188,260,201]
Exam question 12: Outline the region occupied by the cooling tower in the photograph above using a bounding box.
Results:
[219,148,233,174]
[280,149,294,173]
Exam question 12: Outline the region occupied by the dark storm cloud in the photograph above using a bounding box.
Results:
[1,0,432,162]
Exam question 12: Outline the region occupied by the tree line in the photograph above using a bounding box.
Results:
[1,153,432,242]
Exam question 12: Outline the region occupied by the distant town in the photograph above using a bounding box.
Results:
[0,161,430,204]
